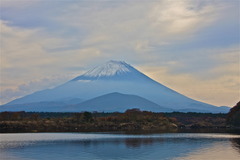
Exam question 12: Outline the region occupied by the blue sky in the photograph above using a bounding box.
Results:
[0,0,239,107]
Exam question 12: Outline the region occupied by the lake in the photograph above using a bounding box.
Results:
[0,133,240,160]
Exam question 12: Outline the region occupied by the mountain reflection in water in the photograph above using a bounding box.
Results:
[0,133,240,160]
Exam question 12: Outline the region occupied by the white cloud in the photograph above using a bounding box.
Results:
[149,0,217,34]
[0,20,106,102]
[0,75,72,104]
[52,0,227,67]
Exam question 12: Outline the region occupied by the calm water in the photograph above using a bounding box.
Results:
[0,133,240,160]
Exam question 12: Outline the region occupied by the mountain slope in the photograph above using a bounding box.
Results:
[2,60,230,113]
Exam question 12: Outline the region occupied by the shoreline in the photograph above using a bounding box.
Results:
[1,111,239,134]
[1,124,239,134]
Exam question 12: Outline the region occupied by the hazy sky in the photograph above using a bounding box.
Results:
[0,0,239,107]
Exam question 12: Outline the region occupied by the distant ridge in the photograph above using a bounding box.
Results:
[68,92,173,112]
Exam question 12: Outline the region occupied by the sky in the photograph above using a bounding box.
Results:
[0,0,239,107]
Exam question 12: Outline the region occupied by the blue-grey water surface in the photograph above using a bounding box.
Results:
[0,133,240,160]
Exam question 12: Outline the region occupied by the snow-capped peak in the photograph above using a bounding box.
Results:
[71,60,154,82]
[83,60,131,77]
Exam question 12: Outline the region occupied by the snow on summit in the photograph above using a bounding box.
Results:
[71,60,151,81]
[83,60,131,77]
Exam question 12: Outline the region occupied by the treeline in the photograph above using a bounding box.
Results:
[0,109,177,133]
[165,112,227,128]
[1,104,239,133]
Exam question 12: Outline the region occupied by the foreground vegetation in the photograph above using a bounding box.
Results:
[0,109,178,133]
[1,106,238,133]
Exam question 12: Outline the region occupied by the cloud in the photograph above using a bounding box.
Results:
[0,20,57,89]
[0,0,40,8]
[0,20,105,94]
[0,75,72,104]
[57,0,219,51]
[148,0,218,34]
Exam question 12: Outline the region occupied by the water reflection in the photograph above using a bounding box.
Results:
[125,138,154,148]
[232,138,240,153]
[71,138,156,148]
[73,138,157,149]
[1,133,240,160]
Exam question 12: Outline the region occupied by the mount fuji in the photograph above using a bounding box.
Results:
[1,60,230,113]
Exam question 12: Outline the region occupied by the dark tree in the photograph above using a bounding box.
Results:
[83,112,93,122]
[227,102,240,127]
